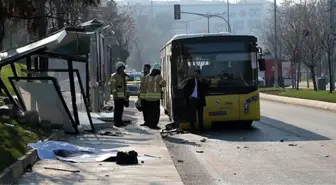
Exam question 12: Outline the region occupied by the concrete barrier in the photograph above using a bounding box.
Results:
[260,93,336,112]
[0,130,65,185]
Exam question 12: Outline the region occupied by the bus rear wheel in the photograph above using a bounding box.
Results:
[240,121,253,128]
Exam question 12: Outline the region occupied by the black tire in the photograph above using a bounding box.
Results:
[241,121,253,128]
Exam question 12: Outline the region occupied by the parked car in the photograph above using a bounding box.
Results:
[258,76,266,87]
[126,72,143,96]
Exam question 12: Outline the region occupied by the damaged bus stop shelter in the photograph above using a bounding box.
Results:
[0,20,115,134]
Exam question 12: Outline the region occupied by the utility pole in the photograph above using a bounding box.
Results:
[274,0,279,87]
[329,0,335,92]
[185,23,188,34]
[207,17,210,33]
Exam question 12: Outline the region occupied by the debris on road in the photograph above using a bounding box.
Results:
[233,173,236,175]
[196,150,204,153]
[99,130,124,137]
[236,146,240,149]
[200,138,207,142]
[177,160,184,163]
[25,164,32,173]
[101,105,113,112]
[243,146,249,148]
[144,154,161,158]
[161,128,185,138]
[44,167,80,173]
[288,143,297,146]
[280,140,284,142]
[323,155,330,158]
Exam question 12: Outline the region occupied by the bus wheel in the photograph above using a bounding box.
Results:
[241,121,253,128]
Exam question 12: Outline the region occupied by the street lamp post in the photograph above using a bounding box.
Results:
[328,0,335,92]
[180,11,232,33]
[274,0,278,87]
[227,0,230,31]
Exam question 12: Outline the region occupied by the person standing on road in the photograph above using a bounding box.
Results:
[139,64,151,127]
[145,63,166,129]
[179,67,209,132]
[111,62,128,127]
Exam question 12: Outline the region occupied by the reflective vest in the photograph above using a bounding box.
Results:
[111,73,127,99]
[145,75,166,101]
[139,75,147,99]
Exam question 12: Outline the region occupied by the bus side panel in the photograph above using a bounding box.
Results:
[238,91,261,121]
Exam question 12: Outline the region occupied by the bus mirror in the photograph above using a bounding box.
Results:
[258,58,266,71]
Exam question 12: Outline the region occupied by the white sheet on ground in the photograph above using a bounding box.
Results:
[28,140,159,163]
[28,141,118,162]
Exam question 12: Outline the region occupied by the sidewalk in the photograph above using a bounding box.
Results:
[16,98,183,185]
[260,93,336,112]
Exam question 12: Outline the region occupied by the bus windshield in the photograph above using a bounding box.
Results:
[176,42,256,87]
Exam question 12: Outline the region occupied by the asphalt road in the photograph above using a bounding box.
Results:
[163,100,336,185]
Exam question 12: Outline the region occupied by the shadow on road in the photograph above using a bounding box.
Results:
[196,116,330,142]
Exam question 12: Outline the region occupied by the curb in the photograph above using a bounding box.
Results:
[0,130,65,185]
[260,93,336,112]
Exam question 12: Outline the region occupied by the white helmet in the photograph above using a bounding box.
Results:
[116,62,126,69]
[151,63,161,71]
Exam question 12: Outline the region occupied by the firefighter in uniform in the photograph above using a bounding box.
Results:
[111,62,128,127]
[145,63,166,129]
[139,64,151,127]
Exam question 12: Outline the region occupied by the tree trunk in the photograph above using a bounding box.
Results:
[135,43,142,70]
[37,0,49,71]
[296,60,301,90]
[55,1,65,29]
[0,18,4,51]
[310,67,317,91]
[328,50,334,93]
[82,7,89,22]
[0,19,4,95]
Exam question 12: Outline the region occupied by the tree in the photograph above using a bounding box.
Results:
[262,0,330,91]
[298,2,326,91]
[0,0,37,50]
[277,1,306,89]
[90,1,135,64]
